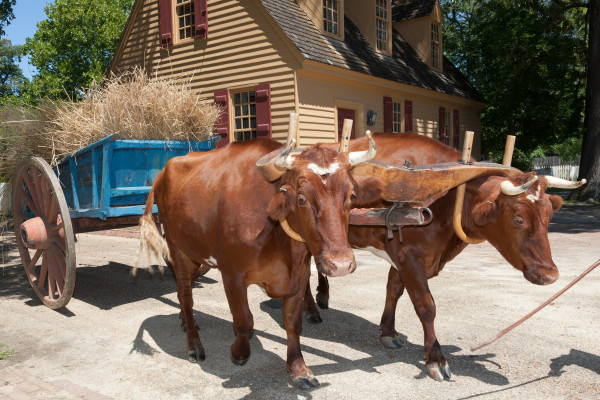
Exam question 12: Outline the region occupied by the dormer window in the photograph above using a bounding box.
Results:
[323,0,340,36]
[376,0,389,52]
[431,23,440,69]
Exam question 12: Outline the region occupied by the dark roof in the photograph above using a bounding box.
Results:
[259,0,484,102]
[392,0,437,23]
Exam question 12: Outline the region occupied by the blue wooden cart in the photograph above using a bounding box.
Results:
[12,133,218,309]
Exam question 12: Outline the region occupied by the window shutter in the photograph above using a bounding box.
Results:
[383,96,393,133]
[194,0,208,38]
[214,89,230,148]
[439,107,446,143]
[255,83,272,138]
[405,100,413,133]
[453,109,460,149]
[159,0,173,47]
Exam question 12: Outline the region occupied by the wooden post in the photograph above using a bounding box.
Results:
[287,113,300,147]
[453,131,484,244]
[502,135,516,166]
[339,119,353,152]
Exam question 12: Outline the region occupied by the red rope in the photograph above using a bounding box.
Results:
[471,258,600,351]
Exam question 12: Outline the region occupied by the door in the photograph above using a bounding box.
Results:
[337,108,356,141]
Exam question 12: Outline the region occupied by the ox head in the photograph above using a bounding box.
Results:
[260,136,382,277]
[468,172,586,285]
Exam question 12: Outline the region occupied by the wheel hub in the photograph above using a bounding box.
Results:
[20,217,50,250]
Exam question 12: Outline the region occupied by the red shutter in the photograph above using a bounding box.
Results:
[194,0,208,38]
[405,100,413,133]
[439,107,446,143]
[214,89,229,148]
[453,109,460,149]
[255,83,272,138]
[383,96,393,133]
[159,0,173,47]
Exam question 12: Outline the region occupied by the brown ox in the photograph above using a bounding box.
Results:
[136,137,380,389]
[304,132,584,381]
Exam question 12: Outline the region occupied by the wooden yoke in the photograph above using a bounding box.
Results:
[280,112,305,242]
[453,131,485,244]
[453,134,516,244]
[339,119,353,152]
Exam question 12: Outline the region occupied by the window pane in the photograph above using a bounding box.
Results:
[243,118,249,129]
[251,117,256,129]
[235,106,241,117]
[241,92,248,103]
[242,104,248,116]
[249,91,255,103]
[250,104,256,116]
[234,93,241,104]
[235,119,242,130]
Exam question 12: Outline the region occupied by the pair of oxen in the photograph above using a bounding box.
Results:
[137,131,584,389]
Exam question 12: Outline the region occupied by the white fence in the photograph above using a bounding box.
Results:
[532,156,580,181]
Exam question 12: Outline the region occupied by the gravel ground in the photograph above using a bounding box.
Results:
[0,201,599,400]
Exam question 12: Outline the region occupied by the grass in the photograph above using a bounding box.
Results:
[0,343,14,360]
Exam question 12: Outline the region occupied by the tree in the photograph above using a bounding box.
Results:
[0,0,15,37]
[571,0,600,201]
[23,0,134,100]
[0,38,24,97]
[442,1,587,163]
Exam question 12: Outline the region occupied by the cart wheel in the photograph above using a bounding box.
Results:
[12,157,76,309]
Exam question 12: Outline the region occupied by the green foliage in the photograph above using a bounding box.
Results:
[0,38,24,97]
[441,0,587,160]
[0,0,16,37]
[0,342,14,359]
[23,0,135,100]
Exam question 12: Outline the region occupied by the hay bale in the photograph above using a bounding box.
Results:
[0,68,221,217]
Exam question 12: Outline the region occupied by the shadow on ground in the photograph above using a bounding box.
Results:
[131,297,521,398]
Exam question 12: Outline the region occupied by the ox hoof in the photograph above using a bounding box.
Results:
[232,325,255,340]
[306,313,323,325]
[380,333,403,349]
[291,375,320,390]
[187,349,206,363]
[426,361,451,381]
[230,354,249,366]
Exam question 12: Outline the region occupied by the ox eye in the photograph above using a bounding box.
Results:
[350,193,358,202]
[514,216,524,225]
[298,195,307,206]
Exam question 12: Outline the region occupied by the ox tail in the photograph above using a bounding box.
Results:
[134,172,171,275]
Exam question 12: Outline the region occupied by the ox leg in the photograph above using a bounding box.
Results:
[223,277,253,366]
[315,272,329,310]
[379,266,405,349]
[397,257,450,381]
[283,268,319,389]
[303,280,323,325]
[170,247,205,363]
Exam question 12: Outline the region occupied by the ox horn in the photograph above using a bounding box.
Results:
[543,176,587,189]
[500,176,539,196]
[274,139,297,170]
[348,131,376,166]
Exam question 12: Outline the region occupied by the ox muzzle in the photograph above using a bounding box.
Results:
[315,250,357,277]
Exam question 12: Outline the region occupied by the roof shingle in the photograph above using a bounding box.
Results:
[259,0,483,102]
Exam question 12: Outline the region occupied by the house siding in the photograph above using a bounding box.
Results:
[297,63,482,157]
[110,0,301,142]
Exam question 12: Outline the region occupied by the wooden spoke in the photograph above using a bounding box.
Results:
[40,175,51,218]
[38,253,48,290]
[50,247,65,297]
[47,257,56,300]
[53,233,66,254]
[19,188,40,217]
[48,195,59,224]
[31,167,47,217]
[26,249,44,271]
[22,170,40,209]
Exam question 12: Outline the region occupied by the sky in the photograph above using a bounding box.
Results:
[4,1,50,79]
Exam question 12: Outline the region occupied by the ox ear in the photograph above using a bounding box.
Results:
[471,197,499,227]
[267,185,296,221]
[352,176,383,206]
[548,194,563,212]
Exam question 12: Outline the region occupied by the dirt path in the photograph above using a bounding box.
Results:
[1,202,599,399]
